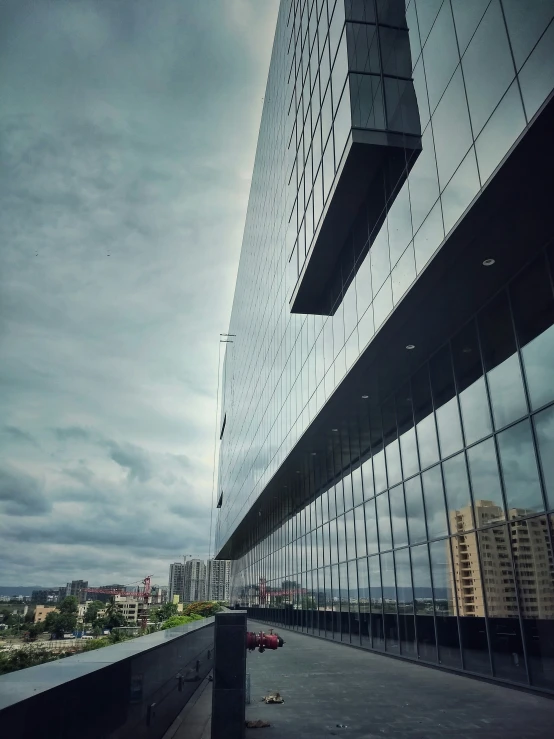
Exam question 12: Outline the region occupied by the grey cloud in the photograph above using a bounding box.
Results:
[3,426,38,447]
[105,441,152,483]
[0,468,51,516]
[0,0,279,585]
[53,426,93,442]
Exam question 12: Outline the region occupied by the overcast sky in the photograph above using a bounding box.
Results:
[0,0,279,588]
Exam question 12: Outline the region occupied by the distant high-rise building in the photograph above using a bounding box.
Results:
[168,563,185,603]
[65,580,88,603]
[183,559,206,603]
[450,502,554,620]
[207,560,231,602]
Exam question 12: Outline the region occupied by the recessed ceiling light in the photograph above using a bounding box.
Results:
[406,344,415,350]
[462,347,472,354]
[482,258,495,266]
[332,428,338,432]
[362,395,369,399]
[311,452,317,456]
[296,470,300,473]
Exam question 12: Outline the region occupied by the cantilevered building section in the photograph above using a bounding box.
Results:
[216,0,554,694]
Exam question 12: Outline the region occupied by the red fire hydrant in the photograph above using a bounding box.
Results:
[246,630,285,653]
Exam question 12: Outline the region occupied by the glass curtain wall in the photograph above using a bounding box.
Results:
[239,242,554,693]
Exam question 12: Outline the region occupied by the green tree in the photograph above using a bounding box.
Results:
[102,599,127,630]
[43,596,78,638]
[85,600,105,625]
[154,602,178,622]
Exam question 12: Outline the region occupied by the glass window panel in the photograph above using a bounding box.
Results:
[367,555,384,632]
[475,81,526,185]
[329,516,339,565]
[414,0,443,48]
[376,491,393,551]
[365,497,379,555]
[343,277,358,341]
[373,277,393,332]
[443,453,474,533]
[408,126,440,234]
[441,146,480,237]
[380,26,412,78]
[405,476,427,545]
[413,199,444,274]
[387,182,413,268]
[467,438,505,524]
[412,57,430,132]
[369,221,390,294]
[400,426,419,479]
[422,0,459,113]
[337,514,347,561]
[352,466,364,507]
[412,365,440,469]
[345,509,356,561]
[346,0,377,24]
[381,551,399,652]
[361,458,374,500]
[428,539,461,667]
[479,291,527,429]
[349,73,386,129]
[373,448,387,494]
[390,484,409,548]
[332,30,348,114]
[395,547,417,656]
[329,0,346,65]
[451,0,490,55]
[502,0,554,70]
[335,476,346,517]
[477,526,527,683]
[409,542,437,662]
[328,484,337,521]
[432,68,473,190]
[385,439,402,488]
[358,303,375,350]
[354,503,367,557]
[405,0,421,66]
[385,77,422,136]
[511,255,554,411]
[430,345,463,458]
[497,419,544,514]
[334,81,351,164]
[535,406,554,510]
[391,243,416,306]
[422,465,449,539]
[346,20,380,73]
[343,472,354,511]
[462,0,515,137]
[451,319,492,446]
[355,252,373,316]
[514,514,554,689]
[518,19,554,122]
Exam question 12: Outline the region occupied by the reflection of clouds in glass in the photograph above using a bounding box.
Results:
[497,419,544,512]
[467,437,505,517]
[487,354,527,429]
[459,376,492,445]
[534,406,554,510]
[521,324,554,410]
[405,476,427,544]
[422,465,449,539]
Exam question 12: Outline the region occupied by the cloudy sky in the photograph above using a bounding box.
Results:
[0,0,279,588]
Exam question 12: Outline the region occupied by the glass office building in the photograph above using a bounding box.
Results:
[215,0,554,693]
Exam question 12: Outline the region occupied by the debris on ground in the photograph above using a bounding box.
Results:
[245,719,271,729]
[261,692,284,704]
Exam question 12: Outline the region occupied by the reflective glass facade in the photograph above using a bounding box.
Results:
[216,0,554,693]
